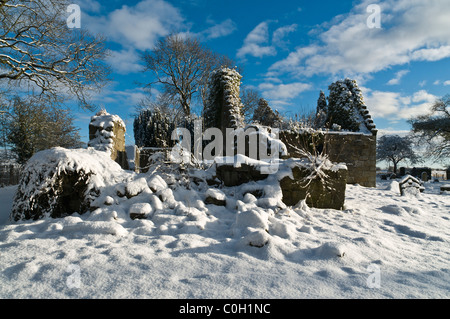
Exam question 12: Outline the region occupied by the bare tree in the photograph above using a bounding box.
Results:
[376,135,420,174]
[240,87,261,123]
[141,34,235,117]
[135,90,184,125]
[409,95,450,161]
[6,95,83,164]
[0,0,110,109]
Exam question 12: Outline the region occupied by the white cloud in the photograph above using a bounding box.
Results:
[237,22,276,59]
[272,24,298,48]
[181,19,237,41]
[376,128,411,137]
[269,0,450,77]
[444,80,450,86]
[84,0,184,51]
[106,48,142,74]
[201,19,237,40]
[258,81,312,101]
[76,0,102,13]
[237,21,299,59]
[363,88,437,121]
[89,83,149,107]
[387,70,409,85]
[410,46,450,61]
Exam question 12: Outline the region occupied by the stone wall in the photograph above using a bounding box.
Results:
[280,165,347,210]
[324,132,377,187]
[214,158,348,210]
[280,130,377,187]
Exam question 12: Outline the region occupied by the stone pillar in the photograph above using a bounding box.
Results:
[88,110,129,170]
[203,67,245,157]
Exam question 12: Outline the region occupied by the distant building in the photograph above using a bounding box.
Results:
[431,170,447,181]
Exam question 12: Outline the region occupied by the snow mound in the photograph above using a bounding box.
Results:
[314,242,347,258]
[11,147,133,221]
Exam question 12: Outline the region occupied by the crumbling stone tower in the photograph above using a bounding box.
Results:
[203,67,245,131]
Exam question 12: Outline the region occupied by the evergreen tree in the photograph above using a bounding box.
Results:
[133,109,175,148]
[326,78,365,132]
[252,98,282,128]
[314,90,328,129]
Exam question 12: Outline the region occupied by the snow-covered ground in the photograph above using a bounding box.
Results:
[0,176,449,299]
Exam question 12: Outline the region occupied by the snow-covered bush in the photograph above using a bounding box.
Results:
[252,98,283,128]
[279,156,348,210]
[10,147,132,221]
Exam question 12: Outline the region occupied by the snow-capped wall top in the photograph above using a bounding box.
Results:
[20,147,130,191]
[90,109,126,131]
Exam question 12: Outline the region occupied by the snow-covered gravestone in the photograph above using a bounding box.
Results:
[399,175,424,196]
[88,110,129,170]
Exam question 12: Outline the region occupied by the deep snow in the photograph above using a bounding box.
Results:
[0,174,449,299]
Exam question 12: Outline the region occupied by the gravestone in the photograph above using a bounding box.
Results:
[440,184,450,194]
[421,171,428,182]
[399,175,424,196]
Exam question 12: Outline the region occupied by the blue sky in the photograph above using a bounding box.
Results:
[72,0,450,162]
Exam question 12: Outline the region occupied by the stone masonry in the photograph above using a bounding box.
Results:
[323,132,377,187]
[88,110,129,170]
[280,130,377,188]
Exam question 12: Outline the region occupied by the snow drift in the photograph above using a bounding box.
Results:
[10,147,133,221]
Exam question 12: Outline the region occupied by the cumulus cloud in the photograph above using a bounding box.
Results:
[258,81,312,101]
[237,22,277,59]
[269,0,450,77]
[84,0,185,51]
[237,21,299,59]
[387,70,409,85]
[363,88,437,121]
